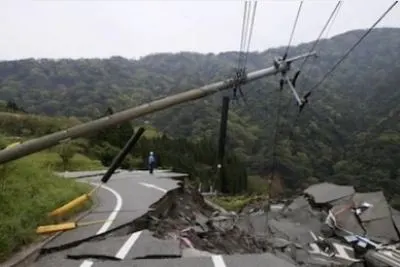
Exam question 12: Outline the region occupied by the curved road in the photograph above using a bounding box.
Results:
[32,170,296,267]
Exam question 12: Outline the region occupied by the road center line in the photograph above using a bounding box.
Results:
[115,231,143,259]
[212,255,227,267]
[79,182,123,267]
[139,182,167,193]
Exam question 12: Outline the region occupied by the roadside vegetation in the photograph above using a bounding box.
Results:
[0,152,92,262]
[0,118,104,262]
[207,175,273,212]
[209,195,265,212]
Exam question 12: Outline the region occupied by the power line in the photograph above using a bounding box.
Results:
[283,0,304,59]
[233,1,258,102]
[266,1,342,175]
[262,84,284,233]
[264,0,304,200]
[243,1,258,68]
[273,0,306,131]
[306,1,398,96]
[270,90,284,172]
[287,0,342,115]
[324,0,342,39]
[237,1,249,71]
[297,0,342,73]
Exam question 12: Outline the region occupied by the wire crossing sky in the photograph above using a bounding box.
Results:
[1,0,399,60]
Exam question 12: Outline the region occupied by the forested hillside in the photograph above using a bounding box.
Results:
[0,28,399,202]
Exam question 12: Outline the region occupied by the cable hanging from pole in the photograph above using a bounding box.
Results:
[233,0,258,102]
[274,0,308,114]
[324,0,342,40]
[279,0,342,137]
[263,1,304,220]
[297,0,342,73]
[237,1,249,72]
[282,1,398,183]
[263,83,284,233]
[303,1,398,99]
[243,1,258,68]
[283,0,303,60]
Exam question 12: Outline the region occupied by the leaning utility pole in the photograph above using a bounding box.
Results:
[0,52,316,165]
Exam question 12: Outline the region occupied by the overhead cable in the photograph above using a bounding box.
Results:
[283,0,304,59]
[237,1,249,70]
[298,0,342,72]
[243,1,258,67]
[306,1,398,95]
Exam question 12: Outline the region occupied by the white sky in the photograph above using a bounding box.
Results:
[1,0,399,60]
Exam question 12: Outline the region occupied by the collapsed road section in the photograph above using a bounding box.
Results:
[33,178,400,267]
[239,182,400,266]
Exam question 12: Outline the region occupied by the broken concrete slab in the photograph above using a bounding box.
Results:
[281,196,327,228]
[34,180,400,267]
[353,192,391,221]
[267,237,293,249]
[237,213,268,237]
[362,217,399,243]
[67,236,130,259]
[285,196,310,212]
[364,249,400,267]
[268,218,316,245]
[391,208,400,234]
[181,248,213,257]
[325,191,400,243]
[223,253,298,267]
[330,204,365,236]
[304,183,355,205]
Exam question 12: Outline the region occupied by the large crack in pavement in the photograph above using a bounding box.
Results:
[36,180,400,266]
[39,212,150,255]
[37,181,268,262]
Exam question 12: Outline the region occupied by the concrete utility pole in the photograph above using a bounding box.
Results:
[0,52,316,165]
[217,96,230,194]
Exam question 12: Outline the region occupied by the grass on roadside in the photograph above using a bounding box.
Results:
[208,195,266,212]
[0,153,92,262]
[27,151,104,172]
[206,175,270,212]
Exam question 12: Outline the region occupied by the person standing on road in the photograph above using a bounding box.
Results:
[148,151,156,174]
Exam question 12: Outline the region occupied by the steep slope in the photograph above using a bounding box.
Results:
[0,28,399,197]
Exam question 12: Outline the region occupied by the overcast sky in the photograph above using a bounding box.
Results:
[1,0,399,60]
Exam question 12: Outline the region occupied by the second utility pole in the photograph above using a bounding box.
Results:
[217,96,230,194]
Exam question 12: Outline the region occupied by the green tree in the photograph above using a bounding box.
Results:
[55,143,80,171]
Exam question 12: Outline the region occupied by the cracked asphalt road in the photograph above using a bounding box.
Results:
[33,170,184,267]
[32,171,310,267]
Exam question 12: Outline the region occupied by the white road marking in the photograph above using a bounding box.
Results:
[139,182,167,193]
[79,183,123,267]
[309,231,318,241]
[93,183,123,234]
[80,182,166,266]
[212,255,227,267]
[109,181,168,261]
[79,260,94,267]
[115,231,143,259]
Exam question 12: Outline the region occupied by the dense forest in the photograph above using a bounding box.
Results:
[0,28,399,202]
